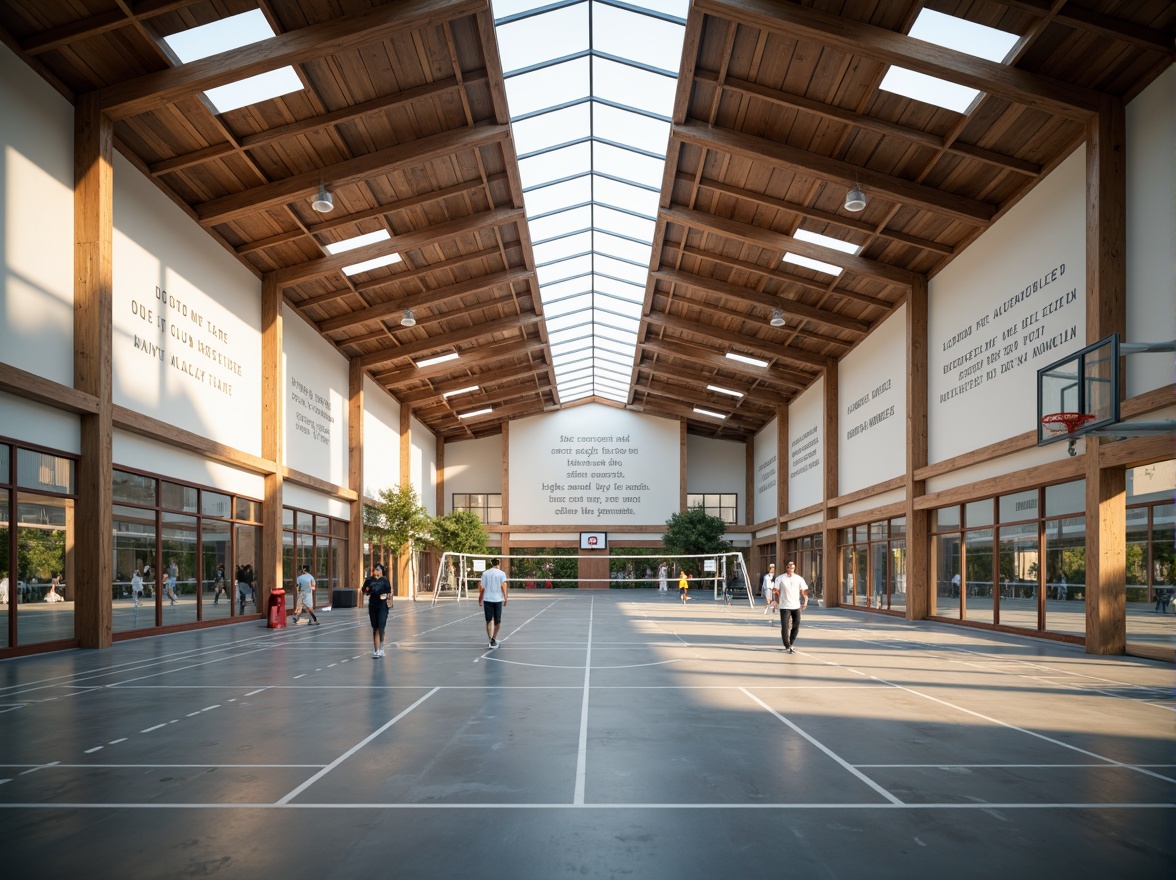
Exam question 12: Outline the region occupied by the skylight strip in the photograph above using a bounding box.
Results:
[494,0,588,28]
[535,251,595,270]
[512,94,673,126]
[522,168,661,197]
[503,48,593,80]
[782,252,843,277]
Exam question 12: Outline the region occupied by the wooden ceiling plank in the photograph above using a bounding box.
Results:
[98,0,488,119]
[674,121,995,226]
[195,123,510,226]
[637,362,789,406]
[149,142,236,176]
[1056,6,1175,53]
[317,267,532,333]
[24,9,129,55]
[639,337,806,386]
[692,0,1101,119]
[357,312,544,370]
[396,363,549,404]
[643,312,831,370]
[373,335,548,385]
[661,204,919,289]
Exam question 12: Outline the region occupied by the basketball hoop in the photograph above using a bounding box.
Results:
[1040,412,1096,457]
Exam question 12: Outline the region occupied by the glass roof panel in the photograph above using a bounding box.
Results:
[592,175,659,217]
[592,142,665,189]
[595,231,653,265]
[529,205,593,243]
[533,231,593,266]
[592,3,686,73]
[518,142,592,189]
[497,2,589,74]
[503,56,590,117]
[512,103,592,155]
[592,56,676,114]
[495,1,683,404]
[537,254,593,285]
[523,176,592,217]
[593,103,672,157]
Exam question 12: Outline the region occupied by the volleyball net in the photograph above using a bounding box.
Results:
[430,551,754,607]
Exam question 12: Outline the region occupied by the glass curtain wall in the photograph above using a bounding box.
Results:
[113,504,157,633]
[0,484,9,649]
[1043,480,1086,639]
[1124,458,1175,652]
[793,535,822,604]
[283,507,349,608]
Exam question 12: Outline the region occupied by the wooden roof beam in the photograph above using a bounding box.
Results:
[22,1,197,55]
[635,363,789,407]
[358,312,544,370]
[373,337,549,387]
[98,0,487,119]
[195,123,510,226]
[674,122,995,227]
[415,382,552,420]
[272,206,523,287]
[693,0,1101,120]
[396,363,550,404]
[651,266,873,335]
[317,267,532,333]
[639,312,832,371]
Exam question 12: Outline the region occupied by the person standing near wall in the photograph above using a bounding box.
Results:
[657,561,668,593]
[761,563,776,617]
[131,568,144,607]
[164,559,179,605]
[363,563,392,658]
[774,561,809,654]
[212,565,227,605]
[478,558,508,648]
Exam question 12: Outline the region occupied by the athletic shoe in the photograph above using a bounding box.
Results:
[490,638,497,648]
[787,647,795,654]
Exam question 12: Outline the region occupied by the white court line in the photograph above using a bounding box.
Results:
[0,801,1170,811]
[574,597,594,806]
[741,687,904,805]
[275,687,439,805]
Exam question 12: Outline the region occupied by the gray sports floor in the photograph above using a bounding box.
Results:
[1,592,1173,879]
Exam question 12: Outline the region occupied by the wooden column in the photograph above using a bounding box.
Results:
[398,403,412,598]
[775,403,788,565]
[348,360,364,591]
[260,274,283,614]
[73,93,114,649]
[1084,95,1128,655]
[821,365,839,607]
[905,279,931,619]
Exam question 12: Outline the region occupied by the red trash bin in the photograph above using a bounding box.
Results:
[267,588,287,629]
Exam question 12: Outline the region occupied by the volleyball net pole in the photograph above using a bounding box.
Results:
[431,551,754,607]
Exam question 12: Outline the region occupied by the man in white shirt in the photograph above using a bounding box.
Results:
[478,558,509,648]
[761,563,777,617]
[292,564,319,625]
[773,561,809,654]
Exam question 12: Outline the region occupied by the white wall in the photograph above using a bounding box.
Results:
[1126,66,1176,398]
[444,434,502,514]
[410,416,437,516]
[0,45,75,385]
[284,483,350,520]
[787,376,824,510]
[362,376,400,498]
[113,154,263,453]
[1,392,79,453]
[113,430,264,498]
[839,305,906,494]
[687,434,745,524]
[928,150,1086,462]
[509,404,680,524]
[752,417,778,524]
[282,306,348,484]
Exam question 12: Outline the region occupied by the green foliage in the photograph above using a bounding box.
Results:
[510,549,578,589]
[18,527,65,581]
[365,485,430,557]
[661,505,730,577]
[429,510,489,556]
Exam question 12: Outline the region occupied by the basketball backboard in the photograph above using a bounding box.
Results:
[1037,334,1120,446]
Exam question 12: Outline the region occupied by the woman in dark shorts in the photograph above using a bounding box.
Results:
[363,563,392,658]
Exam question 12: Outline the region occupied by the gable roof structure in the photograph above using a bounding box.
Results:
[2,0,1170,442]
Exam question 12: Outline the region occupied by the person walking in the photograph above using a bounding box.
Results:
[131,568,144,607]
[164,559,179,605]
[237,564,255,615]
[657,561,669,593]
[761,563,777,618]
[291,564,319,625]
[678,570,690,604]
[478,558,508,648]
[363,563,392,657]
[212,565,227,605]
[774,561,809,654]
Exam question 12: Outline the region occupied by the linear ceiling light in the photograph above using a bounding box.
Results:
[415,352,459,368]
[442,385,480,399]
[707,384,744,398]
[725,352,769,368]
[325,229,390,254]
[342,253,402,276]
[457,407,494,419]
[693,407,727,420]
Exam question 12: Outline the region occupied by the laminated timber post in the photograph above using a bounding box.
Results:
[349,360,365,592]
[261,275,284,614]
[821,365,839,608]
[905,276,930,620]
[74,93,113,648]
[1084,95,1127,655]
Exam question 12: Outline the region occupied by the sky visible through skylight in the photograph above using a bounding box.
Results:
[879,9,1019,113]
[493,0,687,405]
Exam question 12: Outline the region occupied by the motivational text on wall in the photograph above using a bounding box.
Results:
[289,375,333,446]
[129,286,243,397]
[542,433,649,518]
